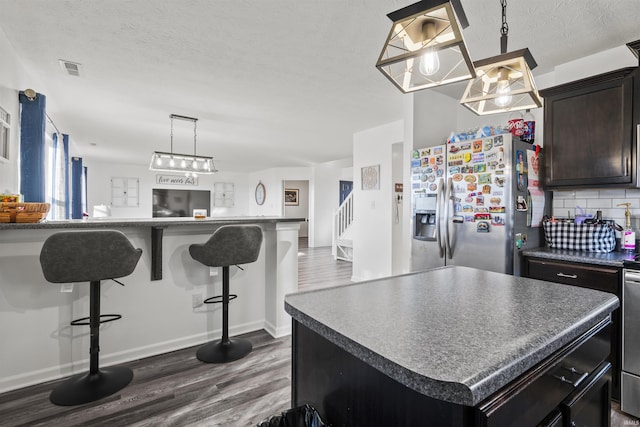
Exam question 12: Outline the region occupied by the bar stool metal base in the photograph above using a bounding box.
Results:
[196,338,253,363]
[49,366,133,406]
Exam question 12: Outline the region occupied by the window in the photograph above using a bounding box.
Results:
[0,106,10,163]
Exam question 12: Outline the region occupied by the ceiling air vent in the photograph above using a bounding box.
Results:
[59,59,81,76]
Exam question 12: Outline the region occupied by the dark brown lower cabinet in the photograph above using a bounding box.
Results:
[524,257,621,401]
[561,362,611,427]
[292,319,612,427]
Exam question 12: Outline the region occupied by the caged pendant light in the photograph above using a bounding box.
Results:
[376,0,476,93]
[149,114,217,176]
[460,0,542,115]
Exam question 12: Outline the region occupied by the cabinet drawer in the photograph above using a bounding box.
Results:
[476,320,610,427]
[526,258,620,293]
[561,362,611,427]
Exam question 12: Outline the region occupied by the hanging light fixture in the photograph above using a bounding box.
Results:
[376,0,476,93]
[460,0,542,115]
[149,114,217,176]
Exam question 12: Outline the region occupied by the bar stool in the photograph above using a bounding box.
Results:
[189,225,263,363]
[40,230,142,406]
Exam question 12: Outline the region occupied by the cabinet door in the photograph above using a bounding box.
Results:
[542,69,635,187]
[561,362,611,427]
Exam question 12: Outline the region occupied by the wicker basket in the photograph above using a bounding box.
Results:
[0,202,50,223]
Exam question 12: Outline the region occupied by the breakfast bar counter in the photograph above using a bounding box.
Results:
[285,266,619,426]
[0,216,303,393]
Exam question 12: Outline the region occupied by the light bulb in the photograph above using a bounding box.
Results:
[494,68,512,108]
[419,21,440,76]
[192,160,198,169]
[169,157,175,167]
[419,49,440,76]
[180,159,187,168]
[155,156,163,166]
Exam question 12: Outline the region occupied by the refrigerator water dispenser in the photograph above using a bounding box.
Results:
[414,195,437,241]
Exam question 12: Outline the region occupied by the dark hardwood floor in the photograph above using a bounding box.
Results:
[1,240,637,426]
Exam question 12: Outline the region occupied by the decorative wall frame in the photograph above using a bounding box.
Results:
[361,164,380,190]
[111,177,139,207]
[214,182,235,207]
[284,188,299,206]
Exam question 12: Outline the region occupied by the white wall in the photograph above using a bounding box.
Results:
[352,120,403,281]
[313,158,353,247]
[85,158,251,218]
[87,160,352,246]
[249,160,352,248]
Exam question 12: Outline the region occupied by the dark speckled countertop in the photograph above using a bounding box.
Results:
[284,265,619,407]
[0,216,304,230]
[522,246,636,267]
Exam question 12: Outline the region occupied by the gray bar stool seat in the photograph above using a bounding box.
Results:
[189,225,263,363]
[40,230,142,406]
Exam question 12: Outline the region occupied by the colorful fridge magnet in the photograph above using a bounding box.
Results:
[477,221,490,232]
[516,195,528,211]
[517,173,527,191]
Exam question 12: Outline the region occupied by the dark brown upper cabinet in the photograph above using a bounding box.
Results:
[540,67,640,188]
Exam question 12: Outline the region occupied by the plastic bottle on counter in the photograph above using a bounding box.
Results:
[617,203,636,252]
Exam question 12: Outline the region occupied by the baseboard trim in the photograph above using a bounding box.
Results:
[0,320,264,394]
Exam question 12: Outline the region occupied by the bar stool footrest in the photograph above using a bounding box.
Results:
[49,365,133,406]
[203,294,237,304]
[70,313,122,326]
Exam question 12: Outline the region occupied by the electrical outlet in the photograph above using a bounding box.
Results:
[192,294,203,308]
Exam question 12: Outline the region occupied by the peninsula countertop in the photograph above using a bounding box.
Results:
[284,265,619,407]
[0,216,305,230]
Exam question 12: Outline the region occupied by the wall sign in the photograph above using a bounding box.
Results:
[156,174,198,186]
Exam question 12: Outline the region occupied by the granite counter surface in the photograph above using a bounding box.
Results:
[0,216,305,230]
[284,265,619,407]
[522,246,636,267]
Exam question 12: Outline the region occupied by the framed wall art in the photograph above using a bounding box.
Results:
[284,188,299,206]
[361,164,380,190]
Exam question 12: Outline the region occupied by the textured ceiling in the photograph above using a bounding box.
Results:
[0,0,639,172]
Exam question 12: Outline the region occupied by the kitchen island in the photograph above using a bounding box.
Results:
[285,266,619,426]
[0,216,302,393]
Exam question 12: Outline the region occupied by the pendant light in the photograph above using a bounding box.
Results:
[460,0,542,115]
[376,0,476,93]
[149,114,217,176]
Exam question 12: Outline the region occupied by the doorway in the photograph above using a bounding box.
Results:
[283,180,309,238]
[339,180,353,205]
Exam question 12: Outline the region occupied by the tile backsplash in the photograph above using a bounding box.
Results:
[552,189,640,235]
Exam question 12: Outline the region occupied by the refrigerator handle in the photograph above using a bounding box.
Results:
[444,177,453,259]
[436,178,444,258]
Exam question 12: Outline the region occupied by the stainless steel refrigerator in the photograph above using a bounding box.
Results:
[410,132,548,276]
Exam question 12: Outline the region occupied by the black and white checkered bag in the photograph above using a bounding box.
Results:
[543,221,616,252]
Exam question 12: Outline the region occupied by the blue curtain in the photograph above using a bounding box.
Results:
[71,157,83,219]
[83,165,88,215]
[63,134,70,218]
[19,91,47,202]
[51,133,70,219]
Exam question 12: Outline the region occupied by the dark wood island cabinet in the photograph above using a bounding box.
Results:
[285,266,619,426]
